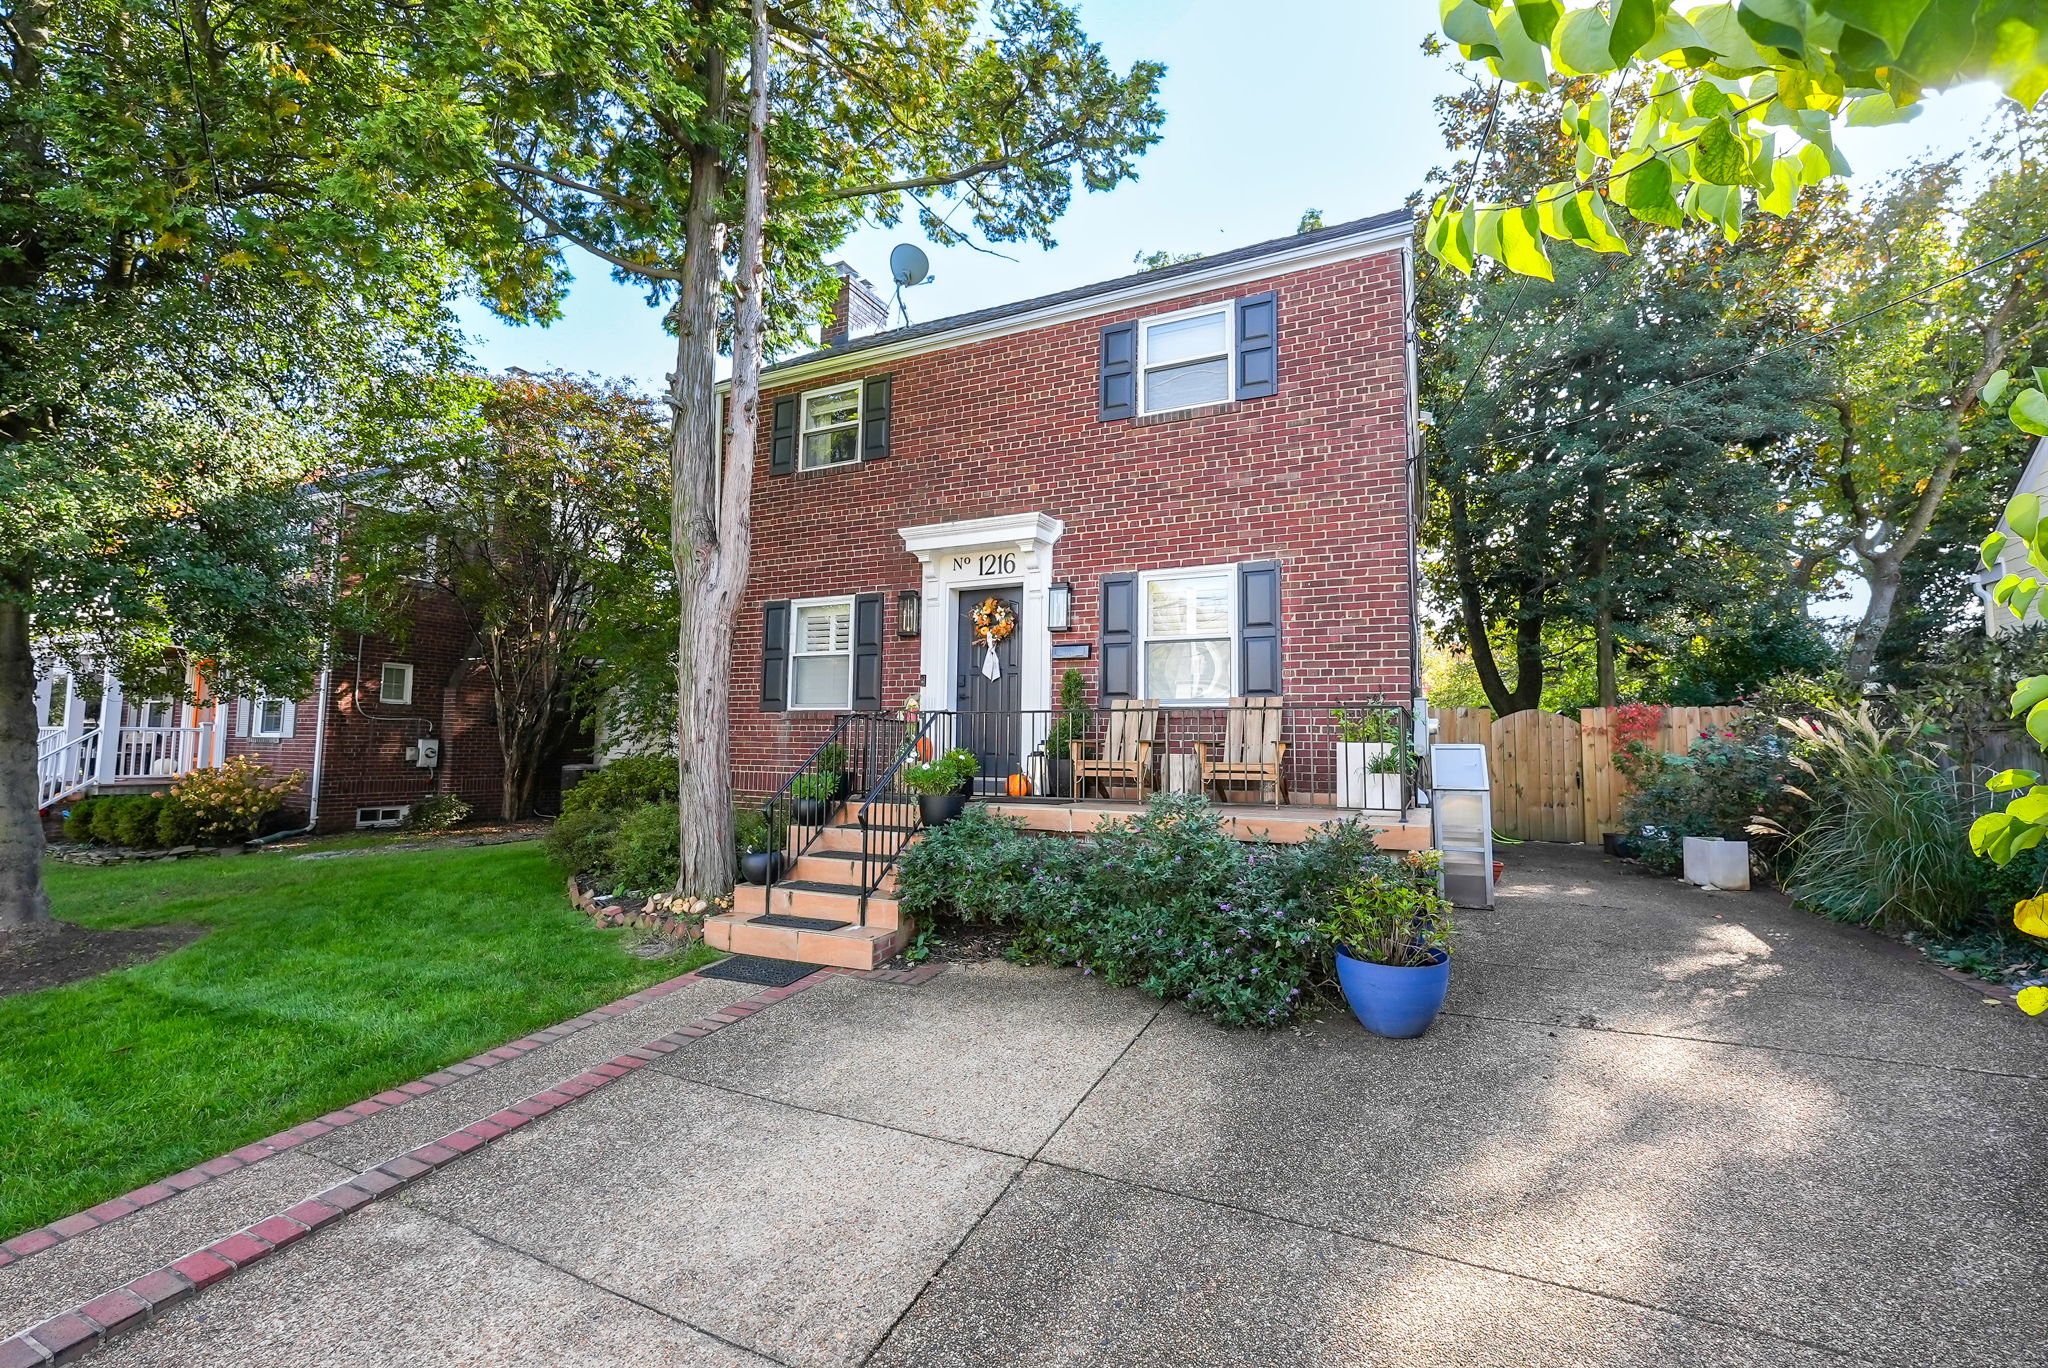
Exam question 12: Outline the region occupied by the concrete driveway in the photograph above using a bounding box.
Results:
[84,845,2048,1367]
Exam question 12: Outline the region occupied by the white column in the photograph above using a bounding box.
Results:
[93,672,124,784]
[62,672,87,745]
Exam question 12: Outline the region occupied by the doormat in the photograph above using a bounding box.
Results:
[699,954,820,988]
[752,913,850,931]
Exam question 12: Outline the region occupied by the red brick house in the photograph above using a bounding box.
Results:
[730,208,1423,797]
[36,585,540,834]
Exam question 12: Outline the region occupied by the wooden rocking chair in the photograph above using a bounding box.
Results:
[1069,699,1160,801]
[1195,697,1289,806]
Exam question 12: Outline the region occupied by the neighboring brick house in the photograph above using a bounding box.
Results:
[727,209,1422,797]
[35,584,549,834]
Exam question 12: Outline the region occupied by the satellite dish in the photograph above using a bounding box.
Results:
[889,243,931,288]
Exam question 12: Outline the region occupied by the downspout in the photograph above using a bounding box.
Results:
[254,517,341,845]
[1400,231,1429,811]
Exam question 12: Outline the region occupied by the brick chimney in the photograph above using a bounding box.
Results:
[822,261,890,347]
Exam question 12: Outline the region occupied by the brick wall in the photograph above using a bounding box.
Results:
[730,247,1416,788]
[228,589,511,832]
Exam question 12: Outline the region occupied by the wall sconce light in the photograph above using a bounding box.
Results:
[897,589,922,639]
[1048,581,1074,632]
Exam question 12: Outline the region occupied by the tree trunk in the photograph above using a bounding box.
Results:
[1588,468,1617,708]
[1843,551,1904,687]
[0,595,52,934]
[670,12,771,900]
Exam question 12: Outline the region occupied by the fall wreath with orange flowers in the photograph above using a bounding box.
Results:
[971,596,1017,646]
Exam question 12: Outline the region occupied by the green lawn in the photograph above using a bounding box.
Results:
[2,841,715,1238]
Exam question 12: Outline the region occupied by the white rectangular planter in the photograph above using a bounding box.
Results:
[1682,837,1750,891]
[1336,742,1390,809]
[1363,773,1402,810]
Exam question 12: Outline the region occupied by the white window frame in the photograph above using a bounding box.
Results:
[356,805,409,829]
[787,595,856,712]
[1138,563,1239,704]
[380,662,415,706]
[250,697,291,738]
[138,698,177,729]
[797,381,863,472]
[1136,302,1236,416]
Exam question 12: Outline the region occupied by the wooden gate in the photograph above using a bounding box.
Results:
[1489,709,1584,842]
[1577,705,1747,839]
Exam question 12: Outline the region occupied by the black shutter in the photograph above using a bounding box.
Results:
[769,397,798,475]
[1100,573,1138,699]
[1238,560,1282,696]
[1236,291,1278,400]
[1098,321,1137,421]
[851,592,884,711]
[760,600,791,711]
[861,375,892,461]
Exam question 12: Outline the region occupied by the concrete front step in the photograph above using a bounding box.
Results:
[733,879,903,929]
[704,910,909,970]
[785,849,898,892]
[813,822,918,855]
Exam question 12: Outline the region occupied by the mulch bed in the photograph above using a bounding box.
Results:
[0,921,206,999]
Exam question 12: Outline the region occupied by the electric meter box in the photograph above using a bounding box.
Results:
[1430,742,1494,909]
[415,738,441,770]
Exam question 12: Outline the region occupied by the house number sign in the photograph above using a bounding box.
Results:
[950,552,1018,577]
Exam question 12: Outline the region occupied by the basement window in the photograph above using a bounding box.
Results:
[355,805,409,829]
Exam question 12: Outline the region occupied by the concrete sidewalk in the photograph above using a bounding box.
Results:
[78,846,2048,1367]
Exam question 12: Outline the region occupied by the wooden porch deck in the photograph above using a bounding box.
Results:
[975,798,1430,849]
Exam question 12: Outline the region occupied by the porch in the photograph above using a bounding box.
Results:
[35,667,226,811]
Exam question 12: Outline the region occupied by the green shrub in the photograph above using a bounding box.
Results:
[560,754,676,818]
[902,747,977,795]
[155,800,201,848]
[898,794,1385,1028]
[815,743,848,774]
[1621,726,1802,874]
[167,755,304,845]
[1323,851,1452,966]
[605,802,680,892]
[1778,706,1978,934]
[62,798,101,843]
[790,772,839,801]
[109,796,169,848]
[88,796,139,845]
[404,793,472,833]
[544,807,623,879]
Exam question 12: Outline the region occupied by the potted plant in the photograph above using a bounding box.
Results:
[789,771,840,827]
[903,747,978,826]
[1039,668,1090,798]
[1332,706,1401,809]
[1323,852,1454,1039]
[735,807,786,885]
[1363,748,1404,809]
[816,741,853,800]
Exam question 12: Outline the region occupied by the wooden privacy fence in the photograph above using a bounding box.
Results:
[1428,705,1749,843]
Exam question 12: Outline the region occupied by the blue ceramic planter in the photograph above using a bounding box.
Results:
[1335,946,1450,1039]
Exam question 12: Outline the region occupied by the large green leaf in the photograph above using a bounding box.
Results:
[1499,205,1554,278]
[1983,530,2010,570]
[1610,0,1661,65]
[1758,154,1802,214]
[1694,117,1752,183]
[1737,0,1811,55]
[1572,191,1632,252]
[1555,5,1618,73]
[1844,91,1923,125]
[1514,0,1564,46]
[1442,0,1504,55]
[1620,154,1684,225]
[1821,0,1936,59]
[1984,369,2013,406]
[1491,5,1551,85]
[2013,387,2048,437]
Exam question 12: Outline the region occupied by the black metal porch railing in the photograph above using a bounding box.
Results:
[758,712,898,891]
[889,702,1412,813]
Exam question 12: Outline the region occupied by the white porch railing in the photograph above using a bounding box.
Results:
[38,730,102,809]
[37,724,216,810]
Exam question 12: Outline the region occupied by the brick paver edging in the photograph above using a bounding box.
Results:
[0,967,726,1276]
[0,961,945,1366]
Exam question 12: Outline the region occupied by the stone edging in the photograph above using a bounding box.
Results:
[0,968,716,1274]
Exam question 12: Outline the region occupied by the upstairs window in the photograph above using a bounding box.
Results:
[1139,305,1233,414]
[800,383,862,470]
[789,598,854,709]
[1141,567,1236,702]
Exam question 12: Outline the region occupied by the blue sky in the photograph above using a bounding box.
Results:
[455,0,2009,391]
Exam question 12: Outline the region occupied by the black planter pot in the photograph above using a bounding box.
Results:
[740,850,786,885]
[918,793,968,827]
[791,796,835,828]
[833,771,856,801]
[1601,831,1639,859]
[1043,755,1073,799]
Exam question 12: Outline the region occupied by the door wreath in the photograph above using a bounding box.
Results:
[971,597,1017,681]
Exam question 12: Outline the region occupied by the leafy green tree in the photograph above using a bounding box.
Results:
[0,1,467,933]
[348,372,671,821]
[439,0,1164,894]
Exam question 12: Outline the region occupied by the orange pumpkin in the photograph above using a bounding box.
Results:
[1006,771,1032,798]
[915,737,934,760]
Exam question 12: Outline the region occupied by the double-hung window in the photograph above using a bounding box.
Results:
[789,598,854,710]
[252,698,291,738]
[1141,567,1236,702]
[1138,305,1233,414]
[380,662,415,705]
[799,383,862,470]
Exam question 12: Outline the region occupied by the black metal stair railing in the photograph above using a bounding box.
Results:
[759,713,878,893]
[852,710,956,926]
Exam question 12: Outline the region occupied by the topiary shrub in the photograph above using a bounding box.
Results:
[604,802,680,892]
[88,796,137,845]
[62,798,101,843]
[109,796,169,848]
[155,800,201,848]
[560,754,677,818]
